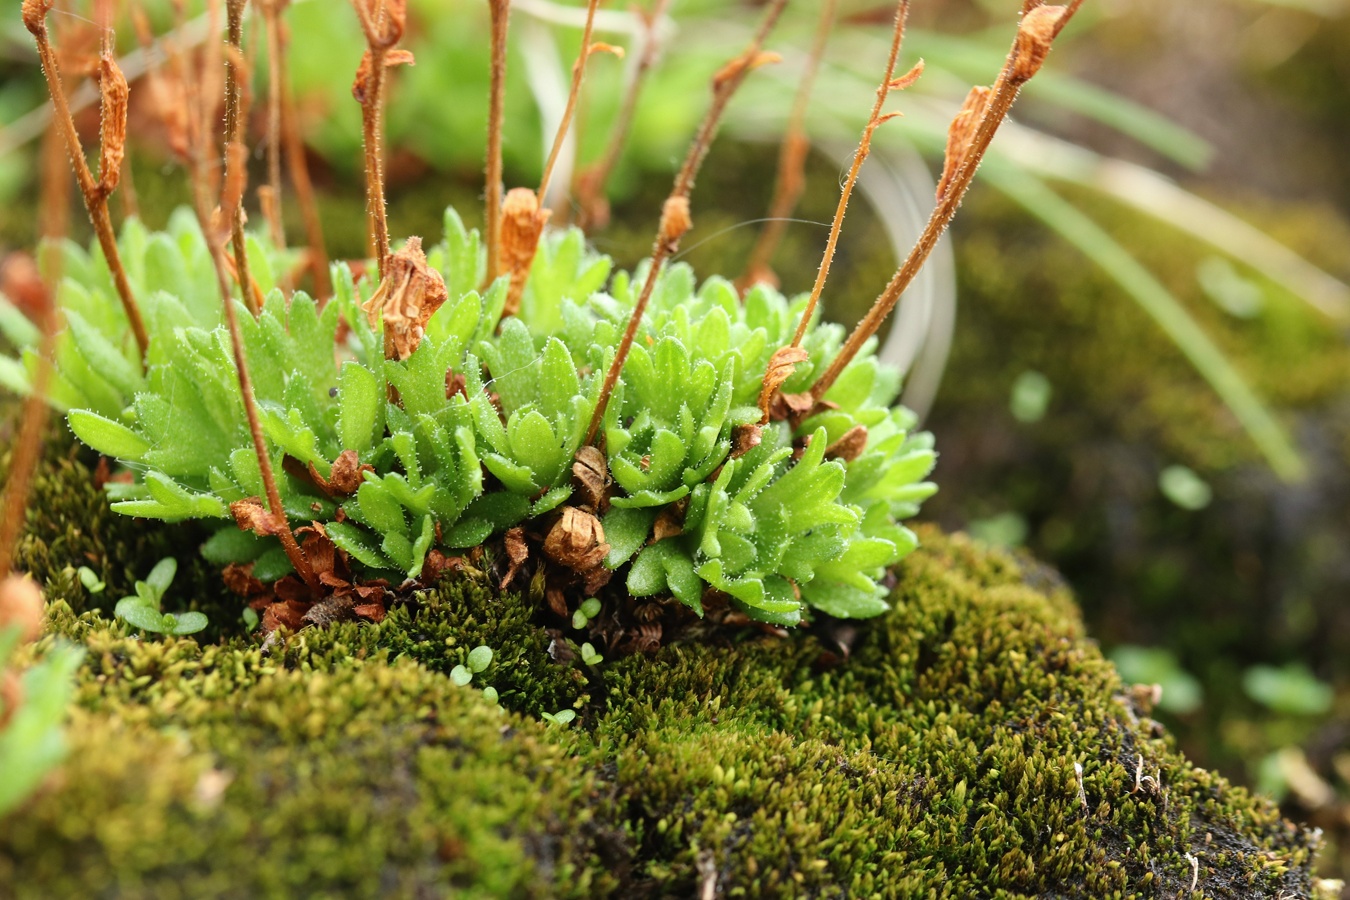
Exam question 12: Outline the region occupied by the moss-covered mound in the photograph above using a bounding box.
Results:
[0,444,1322,898]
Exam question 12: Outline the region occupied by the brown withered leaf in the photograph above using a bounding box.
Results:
[543,507,610,573]
[499,188,550,318]
[757,346,810,423]
[572,445,610,511]
[309,450,372,497]
[361,236,448,360]
[652,504,684,544]
[230,498,288,538]
[222,563,267,598]
[936,86,992,203]
[351,48,416,103]
[824,424,869,463]
[500,527,530,589]
[262,599,309,633]
[354,603,386,623]
[889,59,926,91]
[730,423,762,460]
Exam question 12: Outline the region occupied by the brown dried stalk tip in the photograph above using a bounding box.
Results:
[0,575,45,644]
[1012,5,1069,83]
[500,188,551,318]
[361,236,449,360]
[657,195,692,249]
[21,0,53,36]
[96,51,129,198]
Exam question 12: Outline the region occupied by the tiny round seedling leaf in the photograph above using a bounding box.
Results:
[168,611,209,636]
[114,598,168,634]
[467,645,493,673]
[450,665,473,686]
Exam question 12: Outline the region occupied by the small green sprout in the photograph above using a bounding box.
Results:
[571,598,602,630]
[76,567,105,594]
[450,665,473,687]
[541,709,576,726]
[113,559,208,637]
[1159,465,1213,511]
[480,686,499,706]
[467,645,493,673]
[242,607,260,631]
[580,642,604,666]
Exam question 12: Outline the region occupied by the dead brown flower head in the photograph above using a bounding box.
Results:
[543,506,610,574]
[757,345,810,424]
[361,236,449,360]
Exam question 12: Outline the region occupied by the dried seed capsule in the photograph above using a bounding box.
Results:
[0,575,44,644]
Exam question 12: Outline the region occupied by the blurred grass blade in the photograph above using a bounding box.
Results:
[984,165,1308,483]
[991,127,1350,321]
[906,31,1213,169]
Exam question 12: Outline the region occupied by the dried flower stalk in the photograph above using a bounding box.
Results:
[223,0,259,315]
[584,0,789,446]
[807,1,1083,407]
[499,0,618,318]
[755,0,918,422]
[573,0,672,233]
[351,0,409,280]
[737,0,839,292]
[23,0,149,362]
[205,159,321,595]
[483,0,511,286]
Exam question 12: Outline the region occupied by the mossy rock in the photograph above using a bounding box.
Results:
[0,457,1322,898]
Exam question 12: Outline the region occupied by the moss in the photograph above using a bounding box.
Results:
[0,507,1319,898]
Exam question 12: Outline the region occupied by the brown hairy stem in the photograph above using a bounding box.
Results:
[756,1,916,424]
[223,0,259,315]
[573,0,671,233]
[535,0,608,204]
[205,152,320,594]
[583,0,790,446]
[807,0,1083,407]
[736,0,839,293]
[352,0,408,280]
[497,0,620,319]
[24,0,149,363]
[483,0,511,287]
[791,2,916,350]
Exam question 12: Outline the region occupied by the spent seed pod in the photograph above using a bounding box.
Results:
[96,50,129,198]
[499,188,551,317]
[935,85,992,203]
[361,236,449,360]
[1011,5,1065,83]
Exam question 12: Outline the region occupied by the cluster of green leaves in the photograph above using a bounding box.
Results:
[0,208,936,624]
[0,620,82,816]
[112,558,206,637]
